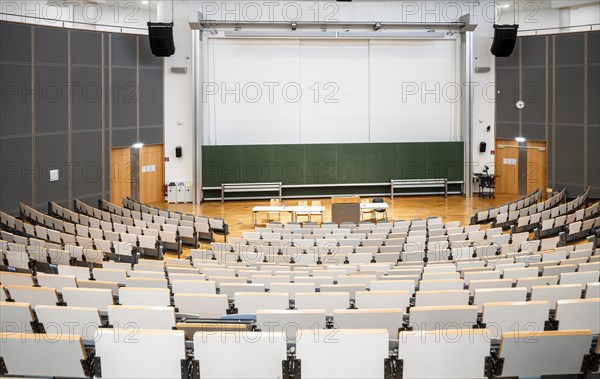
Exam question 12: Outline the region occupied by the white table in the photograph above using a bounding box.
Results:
[360,203,390,210]
[251,206,326,226]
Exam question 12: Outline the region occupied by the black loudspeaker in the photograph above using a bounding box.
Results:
[480,142,487,153]
[491,24,519,57]
[175,146,182,158]
[147,22,175,57]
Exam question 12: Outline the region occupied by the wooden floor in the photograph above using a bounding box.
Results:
[151,194,521,242]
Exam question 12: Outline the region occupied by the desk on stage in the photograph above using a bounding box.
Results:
[251,206,325,226]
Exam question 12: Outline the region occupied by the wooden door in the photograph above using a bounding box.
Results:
[139,144,164,203]
[526,141,547,195]
[495,139,520,195]
[110,147,132,204]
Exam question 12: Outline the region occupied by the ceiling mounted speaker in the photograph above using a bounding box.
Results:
[147,22,175,57]
[491,24,519,57]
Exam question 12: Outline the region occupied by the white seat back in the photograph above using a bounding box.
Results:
[296,329,389,379]
[108,305,175,330]
[174,293,228,318]
[95,329,186,379]
[62,287,114,311]
[398,329,490,378]
[195,331,287,379]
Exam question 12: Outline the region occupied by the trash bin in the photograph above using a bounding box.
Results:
[176,182,185,203]
[167,182,177,203]
[185,181,193,203]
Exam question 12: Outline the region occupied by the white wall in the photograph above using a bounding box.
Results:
[159,1,195,185]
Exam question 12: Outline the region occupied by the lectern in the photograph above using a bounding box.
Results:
[331,196,361,224]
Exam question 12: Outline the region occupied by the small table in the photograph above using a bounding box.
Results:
[251,206,326,226]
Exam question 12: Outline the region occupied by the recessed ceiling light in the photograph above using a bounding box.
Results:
[502,4,510,8]
[142,1,149,5]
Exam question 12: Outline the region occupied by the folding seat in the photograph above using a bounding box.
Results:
[502,267,538,282]
[0,332,90,378]
[4,250,31,271]
[62,286,114,311]
[530,284,583,307]
[337,274,376,287]
[334,309,404,338]
[554,298,600,333]
[256,309,326,340]
[496,330,593,378]
[559,271,599,286]
[0,271,34,286]
[543,264,577,277]
[7,285,58,306]
[481,301,549,340]
[408,305,478,331]
[463,270,501,284]
[47,228,62,245]
[578,261,600,272]
[540,236,560,251]
[297,329,389,379]
[125,277,168,289]
[171,279,216,295]
[95,328,186,379]
[234,292,289,314]
[129,270,165,279]
[26,245,47,263]
[295,292,350,314]
[321,284,365,299]
[108,304,175,330]
[354,290,410,310]
[119,287,170,307]
[76,224,89,237]
[472,287,528,312]
[36,273,77,292]
[270,283,315,300]
[585,282,600,298]
[414,290,469,307]
[174,293,228,318]
[35,305,102,340]
[219,281,263,298]
[0,301,35,333]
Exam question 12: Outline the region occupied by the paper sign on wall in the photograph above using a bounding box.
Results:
[503,158,517,165]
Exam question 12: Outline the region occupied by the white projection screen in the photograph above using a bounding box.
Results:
[203,37,458,145]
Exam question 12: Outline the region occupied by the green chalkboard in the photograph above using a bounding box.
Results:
[202,142,464,189]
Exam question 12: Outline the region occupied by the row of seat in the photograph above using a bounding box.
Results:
[472,188,543,224]
[2,327,597,378]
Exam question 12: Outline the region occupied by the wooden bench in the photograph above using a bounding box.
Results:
[221,182,282,203]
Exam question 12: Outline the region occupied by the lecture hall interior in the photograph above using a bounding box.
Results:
[1,0,600,378]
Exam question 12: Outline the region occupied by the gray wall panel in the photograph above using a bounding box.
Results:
[0,22,164,213]
[555,33,585,66]
[111,34,137,67]
[140,127,163,145]
[71,30,102,66]
[521,36,546,67]
[35,134,69,207]
[521,67,546,124]
[111,68,137,128]
[0,63,32,137]
[555,125,584,187]
[71,67,103,131]
[589,64,599,127]
[139,38,162,68]
[112,128,138,148]
[589,33,599,65]
[0,137,32,214]
[35,26,68,65]
[496,68,520,123]
[522,124,546,141]
[0,22,31,62]
[72,131,103,198]
[139,68,163,127]
[495,122,519,140]
[588,127,600,198]
[35,65,69,134]
[555,67,584,126]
